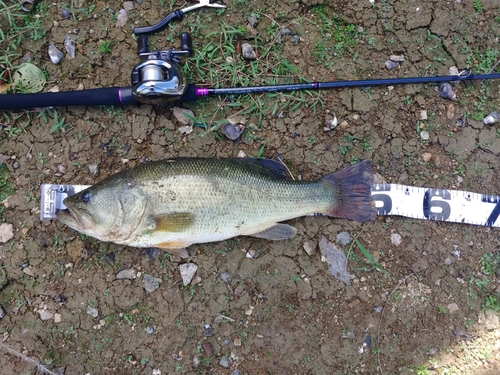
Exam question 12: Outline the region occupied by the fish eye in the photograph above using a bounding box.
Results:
[81,191,92,203]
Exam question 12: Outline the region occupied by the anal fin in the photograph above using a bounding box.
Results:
[155,241,190,258]
[249,223,297,241]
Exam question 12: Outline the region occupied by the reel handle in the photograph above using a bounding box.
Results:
[180,32,193,56]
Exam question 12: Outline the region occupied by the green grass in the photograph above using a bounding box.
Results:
[480,252,500,276]
[181,19,324,128]
[98,41,112,53]
[465,48,499,74]
[308,5,363,65]
[353,238,390,277]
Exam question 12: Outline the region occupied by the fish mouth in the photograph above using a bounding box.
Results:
[56,208,84,230]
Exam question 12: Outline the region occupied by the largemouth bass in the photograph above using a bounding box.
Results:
[57,158,376,258]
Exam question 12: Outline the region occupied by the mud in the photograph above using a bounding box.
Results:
[1,1,500,374]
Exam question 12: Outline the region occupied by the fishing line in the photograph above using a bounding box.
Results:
[40,183,500,227]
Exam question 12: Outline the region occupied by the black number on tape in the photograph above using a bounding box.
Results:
[423,189,451,221]
[372,193,392,215]
[482,195,500,227]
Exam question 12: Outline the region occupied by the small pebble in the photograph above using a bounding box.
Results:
[86,305,98,318]
[59,9,71,19]
[241,43,256,60]
[221,123,245,140]
[336,232,351,246]
[115,268,137,280]
[179,263,198,286]
[143,274,161,293]
[447,302,459,312]
[233,337,242,346]
[48,43,64,64]
[293,35,301,44]
[23,266,34,277]
[192,356,201,369]
[446,104,455,120]
[39,309,53,321]
[324,114,338,132]
[455,117,466,128]
[0,223,14,243]
[421,152,432,162]
[384,60,399,70]
[364,334,372,347]
[419,110,428,120]
[237,150,247,158]
[231,370,241,375]
[303,240,317,256]
[146,326,154,334]
[246,249,257,259]
[115,9,128,28]
[483,111,499,125]
[202,341,213,356]
[445,258,452,265]
[420,130,430,141]
[219,356,230,368]
[248,16,258,27]
[0,306,5,319]
[178,126,193,135]
[374,306,383,313]
[172,107,195,125]
[391,233,402,246]
[223,337,231,346]
[428,348,437,355]
[54,313,62,323]
[203,325,214,337]
[280,28,292,36]
[88,163,99,176]
[123,1,134,11]
[449,66,459,76]
[64,34,75,59]
[438,82,456,100]
[389,54,405,62]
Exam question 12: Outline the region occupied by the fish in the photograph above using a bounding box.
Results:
[57,158,376,258]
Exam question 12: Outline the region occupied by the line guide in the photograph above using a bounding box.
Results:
[39,183,500,227]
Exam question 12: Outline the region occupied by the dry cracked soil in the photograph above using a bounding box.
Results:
[1,0,500,374]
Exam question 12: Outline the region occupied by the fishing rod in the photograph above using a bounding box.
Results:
[2,0,500,111]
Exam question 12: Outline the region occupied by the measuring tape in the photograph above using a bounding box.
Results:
[372,184,500,227]
[40,183,500,227]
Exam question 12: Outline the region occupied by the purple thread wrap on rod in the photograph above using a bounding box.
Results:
[195,88,210,96]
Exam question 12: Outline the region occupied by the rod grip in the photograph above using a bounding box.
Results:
[0,87,136,110]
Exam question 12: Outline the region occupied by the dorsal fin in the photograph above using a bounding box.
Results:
[241,158,291,180]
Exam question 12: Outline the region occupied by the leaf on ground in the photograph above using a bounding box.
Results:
[12,63,46,93]
[319,235,352,285]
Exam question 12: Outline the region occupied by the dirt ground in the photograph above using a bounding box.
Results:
[1,0,500,374]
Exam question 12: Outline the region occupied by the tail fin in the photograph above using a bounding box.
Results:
[322,160,376,222]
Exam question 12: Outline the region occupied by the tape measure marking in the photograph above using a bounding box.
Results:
[371,184,500,227]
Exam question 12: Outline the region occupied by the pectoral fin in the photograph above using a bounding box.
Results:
[152,212,195,232]
[155,242,190,259]
[249,223,297,240]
